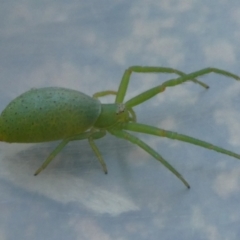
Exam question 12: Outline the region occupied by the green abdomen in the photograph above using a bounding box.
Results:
[0,87,101,143]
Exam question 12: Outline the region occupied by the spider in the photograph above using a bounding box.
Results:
[1,66,239,188]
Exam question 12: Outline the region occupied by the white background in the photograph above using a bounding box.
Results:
[1,1,240,240]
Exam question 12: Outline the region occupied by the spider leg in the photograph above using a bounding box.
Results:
[93,90,118,99]
[115,66,210,104]
[109,128,190,188]
[122,122,240,160]
[34,130,106,175]
[125,67,240,108]
[88,130,108,174]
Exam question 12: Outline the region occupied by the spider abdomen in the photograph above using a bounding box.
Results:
[0,87,101,143]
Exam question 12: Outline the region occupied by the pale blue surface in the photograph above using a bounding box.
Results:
[1,1,240,240]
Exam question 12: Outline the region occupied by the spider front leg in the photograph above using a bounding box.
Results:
[125,67,240,108]
[109,128,190,188]
[117,122,240,188]
[115,66,210,104]
[122,123,240,161]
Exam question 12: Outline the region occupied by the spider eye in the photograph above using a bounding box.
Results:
[116,103,125,114]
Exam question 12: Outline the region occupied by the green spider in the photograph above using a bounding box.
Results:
[0,66,240,188]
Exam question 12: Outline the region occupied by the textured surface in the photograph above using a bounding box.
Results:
[0,88,101,142]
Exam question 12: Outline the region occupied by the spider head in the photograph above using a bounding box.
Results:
[94,103,131,129]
